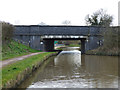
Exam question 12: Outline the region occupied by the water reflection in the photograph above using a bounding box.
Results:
[81,55,118,88]
[18,47,118,89]
[54,50,81,67]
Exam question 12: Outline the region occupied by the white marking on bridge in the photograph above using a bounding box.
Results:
[41,35,88,39]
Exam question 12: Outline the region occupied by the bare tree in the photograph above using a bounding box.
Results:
[85,9,113,26]
[62,20,71,25]
[38,22,46,25]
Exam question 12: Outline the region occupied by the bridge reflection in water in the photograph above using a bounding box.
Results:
[18,47,118,89]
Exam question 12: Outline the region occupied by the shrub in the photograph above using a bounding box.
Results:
[1,21,14,44]
[103,27,119,49]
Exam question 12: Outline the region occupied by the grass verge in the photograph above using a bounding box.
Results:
[2,52,56,88]
[2,40,40,60]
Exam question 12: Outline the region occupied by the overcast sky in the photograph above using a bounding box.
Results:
[0,0,119,26]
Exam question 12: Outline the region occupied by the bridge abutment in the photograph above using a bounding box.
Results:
[43,39,54,52]
[81,39,85,54]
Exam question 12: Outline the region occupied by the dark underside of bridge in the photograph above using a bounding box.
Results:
[43,38,86,54]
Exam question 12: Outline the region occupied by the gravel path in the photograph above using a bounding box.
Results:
[0,52,43,68]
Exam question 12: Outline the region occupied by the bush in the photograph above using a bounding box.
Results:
[103,27,119,49]
[1,22,14,44]
[98,26,119,55]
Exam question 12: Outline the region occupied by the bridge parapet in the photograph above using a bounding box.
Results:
[14,26,30,35]
[14,25,104,36]
[89,26,104,36]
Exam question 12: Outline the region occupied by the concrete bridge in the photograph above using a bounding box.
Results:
[14,25,105,54]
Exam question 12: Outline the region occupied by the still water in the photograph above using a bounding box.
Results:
[19,47,118,89]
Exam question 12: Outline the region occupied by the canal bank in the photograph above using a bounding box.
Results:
[2,52,58,89]
[86,47,119,56]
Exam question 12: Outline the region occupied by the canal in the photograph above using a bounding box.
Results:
[18,47,118,89]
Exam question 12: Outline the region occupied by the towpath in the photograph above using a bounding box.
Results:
[0,52,43,68]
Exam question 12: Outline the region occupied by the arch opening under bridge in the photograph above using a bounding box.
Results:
[41,35,88,54]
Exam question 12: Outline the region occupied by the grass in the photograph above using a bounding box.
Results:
[67,44,80,47]
[2,52,56,87]
[2,40,40,60]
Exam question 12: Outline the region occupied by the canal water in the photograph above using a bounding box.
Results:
[18,47,118,89]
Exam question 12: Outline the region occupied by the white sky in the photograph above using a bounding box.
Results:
[118,1,120,26]
[0,0,119,26]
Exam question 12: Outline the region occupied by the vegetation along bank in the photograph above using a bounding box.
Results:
[1,22,58,88]
[1,22,40,61]
[86,26,120,56]
[2,52,57,88]
[85,9,119,56]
